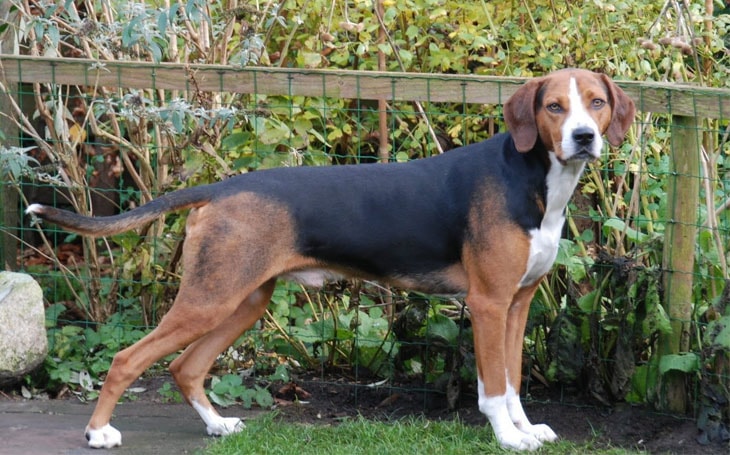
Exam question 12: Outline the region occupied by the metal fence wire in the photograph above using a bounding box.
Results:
[1,56,729,429]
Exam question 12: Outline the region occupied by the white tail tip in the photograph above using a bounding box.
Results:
[25,203,44,215]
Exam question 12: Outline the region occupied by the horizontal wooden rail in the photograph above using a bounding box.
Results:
[1,55,729,118]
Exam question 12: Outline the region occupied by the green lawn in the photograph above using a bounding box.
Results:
[203,413,645,455]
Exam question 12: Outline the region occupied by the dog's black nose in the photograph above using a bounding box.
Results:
[572,127,595,146]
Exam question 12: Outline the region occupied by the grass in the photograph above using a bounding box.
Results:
[203,413,646,455]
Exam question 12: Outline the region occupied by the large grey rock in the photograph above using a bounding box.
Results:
[0,271,47,384]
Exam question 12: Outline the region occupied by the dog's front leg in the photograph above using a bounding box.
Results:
[467,290,543,452]
[504,284,557,444]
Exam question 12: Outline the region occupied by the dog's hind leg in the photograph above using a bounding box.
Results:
[84,204,288,448]
[169,279,276,437]
[84,274,263,448]
[84,298,239,446]
[83,196,304,448]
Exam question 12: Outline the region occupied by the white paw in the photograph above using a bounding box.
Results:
[86,423,122,449]
[495,427,542,452]
[522,423,558,443]
[206,416,245,437]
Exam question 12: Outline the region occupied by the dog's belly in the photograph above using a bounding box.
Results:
[281,264,468,295]
[281,269,345,287]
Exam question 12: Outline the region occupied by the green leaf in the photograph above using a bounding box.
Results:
[398,49,414,66]
[577,290,598,314]
[259,119,291,145]
[395,151,409,163]
[84,328,101,349]
[209,391,237,407]
[704,316,730,348]
[309,319,335,341]
[239,388,255,408]
[658,353,699,375]
[307,127,329,146]
[425,313,458,346]
[47,25,60,49]
[625,364,648,403]
[254,386,274,408]
[642,301,672,335]
[61,325,83,337]
[269,364,290,382]
[602,217,648,243]
[45,303,67,327]
[406,25,419,40]
[383,7,397,22]
[300,51,322,68]
[157,10,168,36]
[376,43,391,55]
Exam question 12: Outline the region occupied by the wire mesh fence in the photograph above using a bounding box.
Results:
[1,56,729,428]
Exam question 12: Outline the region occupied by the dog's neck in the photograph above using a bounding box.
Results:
[544,151,587,223]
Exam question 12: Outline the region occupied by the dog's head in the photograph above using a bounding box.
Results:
[503,68,635,163]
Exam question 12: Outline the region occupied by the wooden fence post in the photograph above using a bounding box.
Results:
[658,115,701,413]
[0,3,19,270]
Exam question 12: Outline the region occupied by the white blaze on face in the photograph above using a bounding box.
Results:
[560,77,603,160]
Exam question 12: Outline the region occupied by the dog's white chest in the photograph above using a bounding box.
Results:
[521,224,562,287]
[520,155,584,287]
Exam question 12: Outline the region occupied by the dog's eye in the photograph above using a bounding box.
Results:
[546,103,562,113]
[591,99,606,109]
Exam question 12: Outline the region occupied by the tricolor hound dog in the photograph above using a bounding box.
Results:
[27,68,635,451]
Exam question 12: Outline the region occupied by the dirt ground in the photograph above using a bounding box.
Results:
[2,372,728,455]
[264,374,726,455]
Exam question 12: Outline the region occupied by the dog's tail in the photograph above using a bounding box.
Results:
[26,185,214,237]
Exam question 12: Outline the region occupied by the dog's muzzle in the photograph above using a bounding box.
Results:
[567,126,600,161]
[569,149,599,161]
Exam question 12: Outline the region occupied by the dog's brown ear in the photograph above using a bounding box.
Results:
[504,78,543,153]
[601,74,636,147]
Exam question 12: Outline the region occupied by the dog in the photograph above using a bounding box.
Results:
[26,68,635,451]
